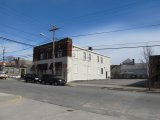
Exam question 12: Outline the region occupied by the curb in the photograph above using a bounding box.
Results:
[68,83,160,93]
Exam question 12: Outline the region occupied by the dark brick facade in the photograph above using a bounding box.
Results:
[33,37,72,61]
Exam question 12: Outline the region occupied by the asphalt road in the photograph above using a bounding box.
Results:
[71,79,147,87]
[0,78,160,120]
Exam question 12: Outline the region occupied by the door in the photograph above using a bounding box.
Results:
[106,72,108,79]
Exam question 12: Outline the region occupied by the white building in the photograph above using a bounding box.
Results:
[33,38,110,82]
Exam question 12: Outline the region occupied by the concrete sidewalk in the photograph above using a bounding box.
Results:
[68,82,160,93]
[0,93,127,120]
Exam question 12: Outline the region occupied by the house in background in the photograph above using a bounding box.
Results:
[0,62,26,77]
[0,58,32,77]
[111,58,147,79]
[33,37,110,82]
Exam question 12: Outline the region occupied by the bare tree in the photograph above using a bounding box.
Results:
[142,46,153,76]
[141,46,154,90]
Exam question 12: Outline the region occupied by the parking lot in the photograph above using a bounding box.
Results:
[71,79,147,87]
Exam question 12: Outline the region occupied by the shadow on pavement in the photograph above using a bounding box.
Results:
[125,80,147,88]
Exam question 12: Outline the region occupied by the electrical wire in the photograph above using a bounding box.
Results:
[0,24,40,38]
[56,1,139,25]
[0,30,37,42]
[0,4,48,30]
[0,36,35,47]
[84,40,160,48]
[69,23,160,38]
[93,44,160,50]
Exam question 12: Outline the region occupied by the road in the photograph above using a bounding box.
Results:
[71,79,147,87]
[0,78,160,120]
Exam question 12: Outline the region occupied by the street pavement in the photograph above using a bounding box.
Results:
[70,79,147,86]
[0,78,160,120]
[0,93,119,120]
[69,79,160,92]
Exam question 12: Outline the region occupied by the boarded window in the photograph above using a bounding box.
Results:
[83,52,86,60]
[88,54,91,61]
[101,68,103,74]
[101,57,103,63]
[97,56,99,62]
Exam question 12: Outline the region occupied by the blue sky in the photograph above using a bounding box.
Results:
[0,0,160,64]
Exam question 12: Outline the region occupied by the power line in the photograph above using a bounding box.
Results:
[56,1,139,25]
[0,24,40,38]
[0,4,48,30]
[2,36,160,54]
[0,30,37,42]
[0,36,35,47]
[85,40,160,48]
[69,23,160,38]
[5,47,33,54]
[93,44,160,50]
[0,0,137,29]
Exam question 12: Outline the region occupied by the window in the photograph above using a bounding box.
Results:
[48,48,52,59]
[88,54,91,61]
[73,51,78,58]
[83,52,86,60]
[57,49,62,57]
[57,46,62,58]
[97,56,99,62]
[101,68,103,74]
[40,53,44,60]
[101,57,103,63]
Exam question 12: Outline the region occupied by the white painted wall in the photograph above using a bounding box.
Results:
[67,46,110,82]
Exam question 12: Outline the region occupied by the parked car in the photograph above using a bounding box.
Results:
[131,74,137,79]
[24,74,41,83]
[9,75,21,78]
[41,74,66,86]
[0,71,8,79]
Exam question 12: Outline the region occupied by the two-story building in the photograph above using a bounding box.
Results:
[33,37,110,82]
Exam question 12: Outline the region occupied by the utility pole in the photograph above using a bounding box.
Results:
[1,47,5,70]
[49,25,59,75]
[3,47,5,64]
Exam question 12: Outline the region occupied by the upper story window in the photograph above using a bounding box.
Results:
[48,48,52,59]
[73,51,78,58]
[88,54,91,61]
[101,57,103,63]
[40,53,44,60]
[83,52,86,60]
[57,46,62,58]
[97,56,99,62]
[57,49,62,57]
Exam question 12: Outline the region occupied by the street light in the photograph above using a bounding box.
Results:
[49,25,59,75]
[39,33,52,44]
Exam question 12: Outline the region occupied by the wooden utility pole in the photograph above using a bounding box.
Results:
[49,25,59,75]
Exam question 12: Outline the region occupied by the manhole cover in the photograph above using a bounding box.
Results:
[67,109,74,112]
